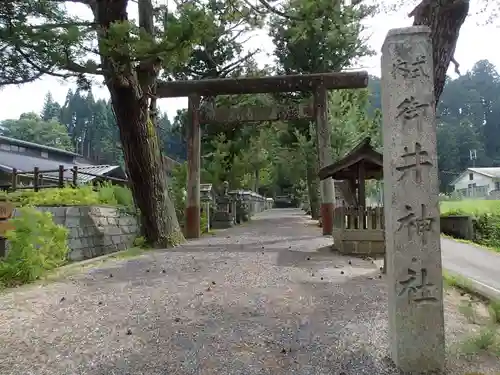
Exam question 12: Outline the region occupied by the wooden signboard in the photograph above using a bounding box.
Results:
[0,202,14,220]
[200,104,314,125]
[0,202,14,257]
[0,202,15,242]
[0,220,15,236]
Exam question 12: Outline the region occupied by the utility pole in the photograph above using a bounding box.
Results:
[470,149,477,168]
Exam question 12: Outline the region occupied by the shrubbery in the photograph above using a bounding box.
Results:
[0,182,135,288]
[473,213,500,249]
[0,181,134,210]
[441,207,500,250]
[169,162,187,224]
[0,207,70,287]
[170,162,211,234]
[0,169,211,288]
[440,208,466,217]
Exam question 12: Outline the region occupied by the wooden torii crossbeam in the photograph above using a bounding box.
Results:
[156,71,368,97]
[156,71,369,239]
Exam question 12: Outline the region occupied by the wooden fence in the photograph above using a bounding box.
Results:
[0,165,128,193]
[334,206,385,230]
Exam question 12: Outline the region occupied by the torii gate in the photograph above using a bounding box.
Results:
[156,71,369,238]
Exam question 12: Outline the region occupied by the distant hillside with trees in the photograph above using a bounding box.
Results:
[368,59,500,192]
[0,90,186,166]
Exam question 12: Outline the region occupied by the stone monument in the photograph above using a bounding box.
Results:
[200,183,214,232]
[211,181,234,229]
[381,26,445,372]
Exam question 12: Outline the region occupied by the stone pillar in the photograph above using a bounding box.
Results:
[381,26,445,373]
[185,95,201,239]
[314,84,335,235]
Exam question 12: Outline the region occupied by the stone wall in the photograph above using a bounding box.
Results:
[13,206,139,261]
[440,215,475,241]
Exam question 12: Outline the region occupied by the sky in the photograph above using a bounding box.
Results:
[0,1,498,122]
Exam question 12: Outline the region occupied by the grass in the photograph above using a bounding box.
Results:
[440,199,500,254]
[461,328,499,356]
[444,271,500,356]
[440,199,500,215]
[443,271,478,297]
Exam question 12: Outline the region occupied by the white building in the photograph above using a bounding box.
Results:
[450,167,500,198]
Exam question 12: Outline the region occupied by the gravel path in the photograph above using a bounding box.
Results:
[0,208,498,375]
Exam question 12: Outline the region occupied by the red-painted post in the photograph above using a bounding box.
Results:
[185,94,201,239]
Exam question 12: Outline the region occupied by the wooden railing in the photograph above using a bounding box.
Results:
[0,165,128,192]
[334,206,384,230]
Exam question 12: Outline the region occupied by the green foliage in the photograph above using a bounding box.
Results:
[1,0,387,237]
[59,89,125,165]
[489,300,500,324]
[0,207,69,287]
[366,60,500,193]
[0,0,84,86]
[0,183,134,210]
[202,133,233,186]
[0,112,73,151]
[170,163,188,223]
[440,200,500,250]
[329,89,382,159]
[266,0,378,210]
[200,209,209,234]
[133,236,148,248]
[440,200,500,216]
[473,213,500,249]
[440,208,467,217]
[0,0,208,85]
[110,184,135,207]
[169,162,210,234]
[169,0,263,80]
[269,0,375,75]
[461,327,498,355]
[438,61,500,173]
[0,185,100,206]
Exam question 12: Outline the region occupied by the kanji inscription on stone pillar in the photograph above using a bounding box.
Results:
[381,26,445,373]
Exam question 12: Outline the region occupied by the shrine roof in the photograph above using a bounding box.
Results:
[318,137,383,181]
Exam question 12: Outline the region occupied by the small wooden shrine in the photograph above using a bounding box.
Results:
[318,137,385,255]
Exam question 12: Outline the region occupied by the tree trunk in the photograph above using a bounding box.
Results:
[409,0,469,105]
[108,87,184,247]
[306,158,320,219]
[92,0,184,248]
[254,168,259,193]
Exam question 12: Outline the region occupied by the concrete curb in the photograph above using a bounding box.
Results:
[444,269,500,302]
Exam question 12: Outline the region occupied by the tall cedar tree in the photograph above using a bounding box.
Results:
[0,0,266,246]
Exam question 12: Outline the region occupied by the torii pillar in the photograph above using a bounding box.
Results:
[314,84,335,235]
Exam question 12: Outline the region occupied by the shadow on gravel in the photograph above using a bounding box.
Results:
[85,274,396,375]
[77,246,379,297]
[177,235,323,253]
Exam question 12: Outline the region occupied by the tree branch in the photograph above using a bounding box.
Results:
[227,0,302,21]
[218,50,260,77]
[13,43,103,79]
[49,0,94,4]
[0,70,46,87]
[451,56,461,75]
[30,21,96,29]
[257,0,302,20]
[409,0,470,104]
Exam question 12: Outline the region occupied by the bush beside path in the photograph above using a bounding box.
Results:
[0,209,498,375]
